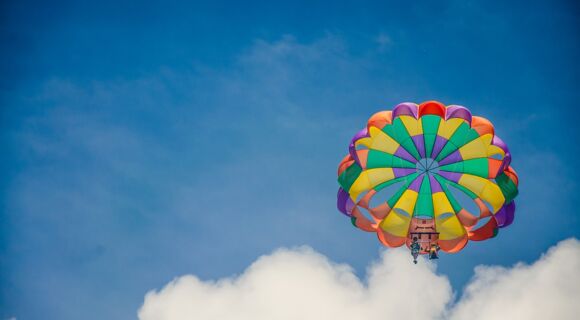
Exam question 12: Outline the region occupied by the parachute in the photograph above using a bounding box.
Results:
[337,101,518,256]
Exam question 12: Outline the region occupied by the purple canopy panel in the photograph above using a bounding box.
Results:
[438,171,461,183]
[392,102,418,119]
[348,128,369,167]
[439,150,463,166]
[430,135,448,159]
[429,175,443,193]
[394,146,417,163]
[337,188,350,215]
[408,173,425,192]
[495,201,516,228]
[445,105,472,123]
[411,135,426,158]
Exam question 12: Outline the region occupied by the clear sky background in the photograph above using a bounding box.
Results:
[1,1,579,319]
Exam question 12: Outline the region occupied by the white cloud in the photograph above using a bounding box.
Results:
[448,238,580,320]
[139,247,451,320]
[138,238,580,320]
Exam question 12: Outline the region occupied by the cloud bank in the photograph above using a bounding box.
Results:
[139,238,580,320]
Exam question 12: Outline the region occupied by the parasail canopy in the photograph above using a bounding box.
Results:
[337,101,518,254]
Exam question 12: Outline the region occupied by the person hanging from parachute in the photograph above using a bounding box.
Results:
[429,243,440,260]
[337,101,519,264]
[410,237,420,264]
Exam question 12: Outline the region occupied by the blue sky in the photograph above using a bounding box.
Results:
[1,1,579,319]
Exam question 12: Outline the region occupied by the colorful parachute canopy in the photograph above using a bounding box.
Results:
[337,101,518,253]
